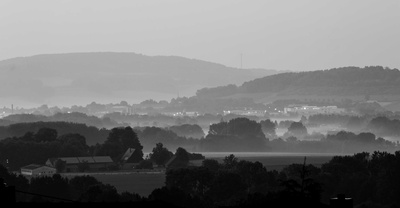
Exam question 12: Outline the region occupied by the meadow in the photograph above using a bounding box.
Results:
[93,172,166,197]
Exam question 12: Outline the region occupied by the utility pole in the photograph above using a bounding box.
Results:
[300,156,307,195]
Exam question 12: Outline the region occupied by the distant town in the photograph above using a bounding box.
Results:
[2,97,385,121]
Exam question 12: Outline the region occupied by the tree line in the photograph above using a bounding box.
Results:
[0,117,398,168]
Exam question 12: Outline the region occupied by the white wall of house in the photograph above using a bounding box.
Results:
[21,166,56,176]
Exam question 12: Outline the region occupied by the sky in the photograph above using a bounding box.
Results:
[1,0,399,71]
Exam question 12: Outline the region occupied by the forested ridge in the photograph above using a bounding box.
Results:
[196,66,400,98]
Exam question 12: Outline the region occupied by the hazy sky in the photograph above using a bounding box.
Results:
[1,0,399,71]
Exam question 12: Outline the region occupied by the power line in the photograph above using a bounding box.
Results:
[15,189,77,202]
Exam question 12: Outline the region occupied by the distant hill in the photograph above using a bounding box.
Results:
[195,66,400,104]
[0,52,281,107]
[0,112,121,129]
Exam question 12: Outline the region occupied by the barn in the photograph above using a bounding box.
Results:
[45,156,115,172]
[20,164,57,176]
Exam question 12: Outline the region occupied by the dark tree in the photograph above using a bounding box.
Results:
[149,143,173,167]
[287,122,308,136]
[202,159,220,172]
[29,174,71,201]
[168,124,205,139]
[78,184,120,202]
[223,154,239,169]
[165,167,214,200]
[208,121,228,135]
[96,126,143,162]
[35,128,58,142]
[69,175,101,200]
[260,119,277,139]
[208,170,247,206]
[168,147,190,169]
[107,126,142,150]
[55,159,66,173]
[202,118,268,151]
[226,117,265,137]
[58,133,89,157]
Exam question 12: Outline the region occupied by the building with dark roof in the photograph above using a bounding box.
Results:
[45,156,115,172]
[120,148,142,169]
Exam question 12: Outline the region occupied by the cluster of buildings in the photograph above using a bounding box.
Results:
[283,105,346,116]
[18,148,204,177]
[19,148,139,177]
[223,110,267,117]
[161,111,200,117]
[20,156,115,177]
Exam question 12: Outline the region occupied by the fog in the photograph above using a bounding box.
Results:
[2,1,400,207]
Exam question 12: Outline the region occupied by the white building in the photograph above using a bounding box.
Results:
[284,105,346,116]
[110,105,133,115]
[20,164,57,176]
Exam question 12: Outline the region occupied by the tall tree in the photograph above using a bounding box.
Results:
[287,122,308,137]
[260,119,277,139]
[96,126,143,162]
[149,143,173,167]
[35,128,58,142]
[168,147,190,169]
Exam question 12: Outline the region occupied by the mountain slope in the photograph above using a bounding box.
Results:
[195,66,400,103]
[0,52,280,106]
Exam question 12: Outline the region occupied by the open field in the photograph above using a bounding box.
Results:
[202,152,340,171]
[93,172,166,197]
[62,171,166,197]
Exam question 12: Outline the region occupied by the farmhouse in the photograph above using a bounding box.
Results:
[20,164,56,177]
[120,148,142,169]
[45,156,114,172]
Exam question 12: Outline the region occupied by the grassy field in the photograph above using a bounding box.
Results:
[206,154,336,171]
[90,173,165,197]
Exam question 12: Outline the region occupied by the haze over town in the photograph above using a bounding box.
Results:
[1,0,400,108]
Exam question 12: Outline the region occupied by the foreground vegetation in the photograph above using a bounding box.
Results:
[1,151,399,207]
